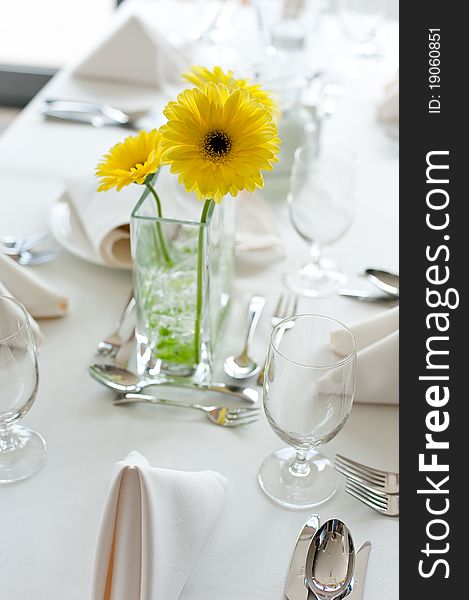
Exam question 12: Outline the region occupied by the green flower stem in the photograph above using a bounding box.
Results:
[145,182,173,267]
[194,199,215,364]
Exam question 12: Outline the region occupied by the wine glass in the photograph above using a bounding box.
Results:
[258,314,356,508]
[253,0,321,55]
[0,295,46,483]
[337,0,386,57]
[284,142,356,298]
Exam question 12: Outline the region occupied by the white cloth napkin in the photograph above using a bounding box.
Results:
[377,78,399,139]
[331,307,399,405]
[0,252,68,320]
[235,191,284,256]
[0,281,44,346]
[62,172,284,268]
[73,13,190,88]
[91,451,227,600]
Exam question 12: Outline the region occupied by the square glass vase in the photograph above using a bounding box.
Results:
[131,183,235,386]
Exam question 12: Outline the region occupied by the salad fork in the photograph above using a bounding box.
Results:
[334,454,399,494]
[257,293,298,386]
[113,393,260,427]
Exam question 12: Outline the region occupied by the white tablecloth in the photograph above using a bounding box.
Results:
[0,2,399,598]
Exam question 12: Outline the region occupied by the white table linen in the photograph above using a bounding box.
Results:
[0,2,399,599]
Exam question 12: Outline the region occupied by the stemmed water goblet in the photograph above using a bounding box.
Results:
[258,314,356,508]
[0,295,46,483]
[284,142,356,298]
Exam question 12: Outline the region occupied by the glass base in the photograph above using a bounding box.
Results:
[283,260,347,298]
[258,447,337,509]
[0,425,47,483]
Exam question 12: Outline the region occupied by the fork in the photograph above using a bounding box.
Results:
[344,478,400,517]
[257,293,298,386]
[97,293,136,357]
[334,454,399,494]
[114,393,260,427]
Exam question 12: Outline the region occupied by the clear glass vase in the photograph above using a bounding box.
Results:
[131,179,235,385]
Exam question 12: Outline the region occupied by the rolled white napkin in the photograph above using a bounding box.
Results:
[64,176,140,268]
[62,173,284,268]
[0,253,68,319]
[74,13,190,88]
[331,307,399,405]
[91,451,227,600]
[0,282,44,346]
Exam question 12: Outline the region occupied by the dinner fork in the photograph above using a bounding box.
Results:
[257,293,298,386]
[96,294,136,357]
[344,478,400,517]
[334,454,399,494]
[113,393,260,427]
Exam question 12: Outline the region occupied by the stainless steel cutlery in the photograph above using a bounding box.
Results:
[339,268,399,304]
[0,232,60,265]
[89,363,259,404]
[96,293,136,358]
[335,454,399,517]
[285,515,371,600]
[344,478,399,517]
[113,393,259,427]
[335,454,399,495]
[223,295,265,379]
[257,293,298,386]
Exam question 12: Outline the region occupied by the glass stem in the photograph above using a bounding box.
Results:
[145,182,173,267]
[290,449,311,477]
[309,242,323,268]
[194,199,215,365]
[0,425,15,452]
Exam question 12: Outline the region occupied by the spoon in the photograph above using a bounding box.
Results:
[364,268,399,297]
[88,364,259,404]
[305,519,355,600]
[224,295,266,379]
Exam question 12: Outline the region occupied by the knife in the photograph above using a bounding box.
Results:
[347,541,372,600]
[285,514,319,600]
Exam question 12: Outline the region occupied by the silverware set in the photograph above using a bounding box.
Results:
[334,454,399,517]
[339,268,399,304]
[285,515,371,600]
[0,232,60,266]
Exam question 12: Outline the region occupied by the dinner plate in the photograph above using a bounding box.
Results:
[49,194,131,270]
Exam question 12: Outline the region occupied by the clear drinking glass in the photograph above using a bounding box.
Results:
[337,0,386,57]
[284,142,356,297]
[0,295,46,483]
[253,0,321,55]
[258,314,356,508]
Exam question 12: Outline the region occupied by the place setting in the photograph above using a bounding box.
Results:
[0,1,399,598]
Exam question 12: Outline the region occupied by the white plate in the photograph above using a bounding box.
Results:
[49,194,131,270]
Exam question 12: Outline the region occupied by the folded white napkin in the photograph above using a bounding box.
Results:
[62,172,284,268]
[0,253,68,320]
[74,13,190,88]
[91,451,227,600]
[331,307,399,405]
[377,78,399,139]
[64,176,140,268]
[0,282,44,346]
[235,191,284,256]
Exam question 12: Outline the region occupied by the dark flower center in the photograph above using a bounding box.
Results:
[201,130,232,162]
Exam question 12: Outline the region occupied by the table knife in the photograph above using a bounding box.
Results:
[285,514,319,600]
[347,541,372,600]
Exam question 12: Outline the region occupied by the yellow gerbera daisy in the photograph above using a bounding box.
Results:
[183,65,279,121]
[160,83,280,203]
[96,129,164,192]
